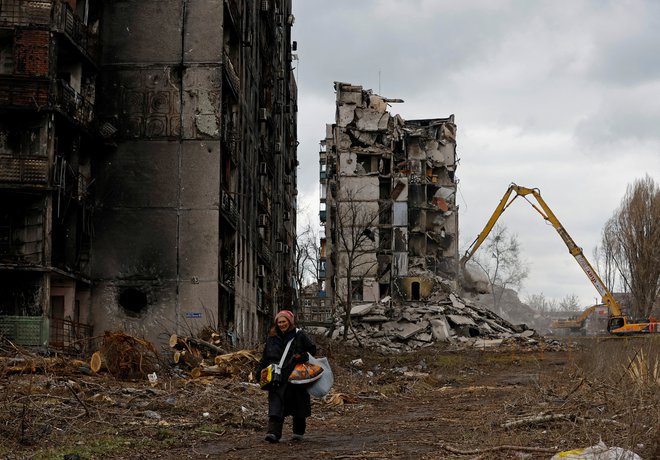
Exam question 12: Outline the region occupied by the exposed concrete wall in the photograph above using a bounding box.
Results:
[92,0,298,347]
[93,0,222,345]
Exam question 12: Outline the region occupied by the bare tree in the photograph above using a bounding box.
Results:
[469,224,528,315]
[294,221,319,290]
[558,294,581,313]
[525,292,580,314]
[601,175,660,318]
[293,220,320,319]
[331,188,380,341]
[592,243,622,295]
[525,292,558,315]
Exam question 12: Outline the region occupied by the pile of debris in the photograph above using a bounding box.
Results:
[313,291,562,353]
[168,328,259,380]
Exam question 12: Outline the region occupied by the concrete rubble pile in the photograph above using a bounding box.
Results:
[311,283,558,353]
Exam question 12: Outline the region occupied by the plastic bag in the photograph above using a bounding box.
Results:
[550,441,642,460]
[306,355,333,397]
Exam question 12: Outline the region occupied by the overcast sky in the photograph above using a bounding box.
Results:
[291,0,660,307]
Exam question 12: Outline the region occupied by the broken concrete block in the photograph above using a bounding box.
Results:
[361,315,389,323]
[429,317,452,342]
[403,371,430,378]
[338,88,363,105]
[393,321,426,340]
[416,332,433,342]
[473,338,504,348]
[337,104,356,127]
[418,305,445,315]
[401,310,420,322]
[350,358,364,367]
[449,293,465,310]
[350,303,375,317]
[367,95,388,112]
[446,314,476,326]
[355,108,390,132]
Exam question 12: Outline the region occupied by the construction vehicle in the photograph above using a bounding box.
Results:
[549,304,605,334]
[461,183,659,336]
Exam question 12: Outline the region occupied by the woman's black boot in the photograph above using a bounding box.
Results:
[265,416,283,443]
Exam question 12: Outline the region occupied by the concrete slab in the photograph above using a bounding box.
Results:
[473,338,504,348]
[429,317,452,341]
[394,321,426,340]
[350,303,375,317]
[447,314,476,326]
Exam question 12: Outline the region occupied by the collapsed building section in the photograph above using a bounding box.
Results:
[316,82,459,317]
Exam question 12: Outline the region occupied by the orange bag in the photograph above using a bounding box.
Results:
[288,362,324,384]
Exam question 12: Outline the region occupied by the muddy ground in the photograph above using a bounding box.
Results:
[1,335,658,460]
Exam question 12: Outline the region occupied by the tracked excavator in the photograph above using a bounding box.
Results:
[549,304,605,333]
[460,183,659,336]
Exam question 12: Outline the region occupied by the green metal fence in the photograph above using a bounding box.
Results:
[0,315,49,346]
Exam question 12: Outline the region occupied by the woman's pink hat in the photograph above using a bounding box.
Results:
[275,309,295,326]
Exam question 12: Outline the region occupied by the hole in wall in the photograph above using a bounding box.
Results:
[118,288,148,317]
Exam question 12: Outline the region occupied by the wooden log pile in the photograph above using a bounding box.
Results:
[169,332,259,380]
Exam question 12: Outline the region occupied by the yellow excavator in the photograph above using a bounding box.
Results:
[461,183,659,336]
[549,304,605,333]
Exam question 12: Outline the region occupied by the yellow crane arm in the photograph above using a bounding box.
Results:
[460,185,521,265]
[462,183,623,317]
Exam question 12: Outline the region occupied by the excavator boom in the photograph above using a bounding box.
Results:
[463,183,658,335]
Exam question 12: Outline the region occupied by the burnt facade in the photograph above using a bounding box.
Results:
[0,0,101,347]
[318,82,458,313]
[0,0,298,348]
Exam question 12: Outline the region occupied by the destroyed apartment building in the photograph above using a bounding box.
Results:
[318,82,460,306]
[314,82,535,351]
[0,0,299,349]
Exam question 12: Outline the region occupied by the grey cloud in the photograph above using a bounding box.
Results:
[575,89,660,148]
[584,2,660,86]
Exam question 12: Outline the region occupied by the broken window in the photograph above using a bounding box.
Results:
[378,228,392,251]
[0,212,10,254]
[0,31,14,74]
[351,279,363,301]
[379,178,391,199]
[355,154,376,173]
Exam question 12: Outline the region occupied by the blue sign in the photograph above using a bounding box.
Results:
[185,312,202,318]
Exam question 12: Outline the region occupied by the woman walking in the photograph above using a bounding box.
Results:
[256,310,317,443]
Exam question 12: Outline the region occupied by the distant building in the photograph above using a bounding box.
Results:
[300,283,331,323]
[317,82,458,317]
[0,0,298,349]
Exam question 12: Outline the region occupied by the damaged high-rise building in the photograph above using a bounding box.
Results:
[318,82,458,313]
[0,0,298,348]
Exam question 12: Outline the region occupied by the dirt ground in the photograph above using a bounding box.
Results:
[1,335,658,460]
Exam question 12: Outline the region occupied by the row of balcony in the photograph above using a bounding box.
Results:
[0,76,94,129]
[257,235,272,265]
[0,154,48,185]
[220,190,238,227]
[223,50,240,96]
[0,0,100,62]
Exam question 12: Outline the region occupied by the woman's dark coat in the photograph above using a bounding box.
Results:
[256,327,317,418]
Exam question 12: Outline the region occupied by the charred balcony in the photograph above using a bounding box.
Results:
[0,0,100,64]
[0,155,48,187]
[0,76,95,130]
[220,189,238,229]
